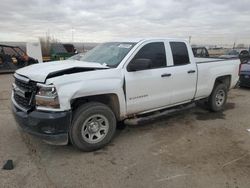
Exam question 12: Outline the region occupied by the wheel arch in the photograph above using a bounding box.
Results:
[213,75,232,90]
[70,93,121,121]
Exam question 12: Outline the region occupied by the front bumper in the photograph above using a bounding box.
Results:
[12,104,71,145]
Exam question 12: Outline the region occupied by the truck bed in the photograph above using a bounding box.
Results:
[194,57,240,99]
[195,57,238,64]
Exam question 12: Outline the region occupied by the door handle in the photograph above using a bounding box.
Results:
[187,70,196,74]
[161,73,172,77]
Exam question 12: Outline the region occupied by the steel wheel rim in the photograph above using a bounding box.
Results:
[215,89,225,107]
[81,114,109,144]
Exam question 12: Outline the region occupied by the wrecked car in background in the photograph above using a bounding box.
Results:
[192,46,209,57]
[0,44,38,73]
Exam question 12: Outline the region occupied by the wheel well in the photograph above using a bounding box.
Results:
[214,75,231,90]
[71,94,120,120]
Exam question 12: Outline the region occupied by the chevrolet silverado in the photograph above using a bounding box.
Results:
[12,38,240,151]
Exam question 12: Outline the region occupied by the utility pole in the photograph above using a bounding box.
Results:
[71,27,74,43]
[233,42,236,49]
[189,36,192,44]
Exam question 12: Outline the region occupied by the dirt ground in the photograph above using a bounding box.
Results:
[0,74,250,188]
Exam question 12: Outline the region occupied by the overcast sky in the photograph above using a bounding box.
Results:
[0,0,250,45]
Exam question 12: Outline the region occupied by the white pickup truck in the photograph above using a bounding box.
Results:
[12,38,240,151]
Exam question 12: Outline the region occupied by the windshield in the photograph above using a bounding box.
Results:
[68,53,85,61]
[74,42,136,67]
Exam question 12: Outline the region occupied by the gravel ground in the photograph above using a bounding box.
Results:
[0,74,250,188]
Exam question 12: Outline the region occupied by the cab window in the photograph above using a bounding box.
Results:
[130,42,167,70]
[170,42,190,66]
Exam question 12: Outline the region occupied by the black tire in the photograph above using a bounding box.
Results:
[208,83,228,112]
[70,102,116,151]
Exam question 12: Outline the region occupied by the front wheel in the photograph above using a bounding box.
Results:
[70,102,117,151]
[208,83,228,112]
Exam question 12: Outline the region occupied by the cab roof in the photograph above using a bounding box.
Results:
[109,37,188,43]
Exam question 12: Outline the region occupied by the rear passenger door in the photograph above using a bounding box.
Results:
[168,42,197,104]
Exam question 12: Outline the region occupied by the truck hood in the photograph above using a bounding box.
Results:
[15,60,109,82]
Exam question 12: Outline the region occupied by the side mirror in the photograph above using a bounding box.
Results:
[127,58,152,72]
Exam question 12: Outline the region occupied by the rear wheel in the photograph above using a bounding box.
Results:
[208,83,228,112]
[70,102,116,151]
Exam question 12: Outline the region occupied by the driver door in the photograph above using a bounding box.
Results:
[124,42,173,115]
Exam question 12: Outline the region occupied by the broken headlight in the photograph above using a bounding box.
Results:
[35,83,60,109]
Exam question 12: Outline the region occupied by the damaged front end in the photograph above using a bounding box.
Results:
[12,73,71,145]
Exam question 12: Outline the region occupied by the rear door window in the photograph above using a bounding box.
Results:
[170,42,190,66]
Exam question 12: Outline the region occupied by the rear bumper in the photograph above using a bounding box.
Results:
[12,104,71,145]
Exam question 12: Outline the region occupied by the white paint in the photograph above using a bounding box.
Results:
[26,41,43,63]
[14,38,240,120]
